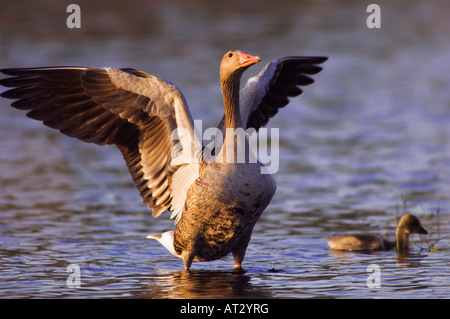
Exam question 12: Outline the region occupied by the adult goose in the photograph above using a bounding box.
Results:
[327,214,428,252]
[0,50,327,270]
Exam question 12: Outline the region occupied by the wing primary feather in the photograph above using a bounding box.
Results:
[1,66,201,222]
[238,56,327,131]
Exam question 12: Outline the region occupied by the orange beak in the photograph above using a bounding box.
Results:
[238,51,261,67]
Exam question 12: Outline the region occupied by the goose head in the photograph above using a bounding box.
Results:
[219,50,261,83]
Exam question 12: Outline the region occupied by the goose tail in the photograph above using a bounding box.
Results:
[146,231,181,258]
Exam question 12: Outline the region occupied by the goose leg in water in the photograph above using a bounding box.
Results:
[232,232,251,269]
[233,252,244,269]
[182,250,196,271]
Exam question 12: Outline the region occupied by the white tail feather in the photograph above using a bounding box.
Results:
[146,231,181,258]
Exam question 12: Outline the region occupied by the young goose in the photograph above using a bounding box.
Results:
[0,51,326,270]
[327,214,428,252]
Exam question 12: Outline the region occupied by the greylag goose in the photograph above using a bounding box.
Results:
[327,214,428,252]
[0,50,327,270]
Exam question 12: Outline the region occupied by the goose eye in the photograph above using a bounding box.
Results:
[228,52,233,58]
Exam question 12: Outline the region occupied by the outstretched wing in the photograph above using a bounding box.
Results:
[0,66,201,219]
[240,56,327,130]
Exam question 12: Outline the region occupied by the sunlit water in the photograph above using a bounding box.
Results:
[1,0,450,299]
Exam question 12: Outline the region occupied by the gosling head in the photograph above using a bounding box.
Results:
[395,214,428,251]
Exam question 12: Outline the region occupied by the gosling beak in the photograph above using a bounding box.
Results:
[417,226,428,235]
[238,51,261,67]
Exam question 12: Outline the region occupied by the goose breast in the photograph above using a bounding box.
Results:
[173,161,276,261]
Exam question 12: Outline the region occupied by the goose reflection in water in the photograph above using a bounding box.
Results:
[143,269,273,299]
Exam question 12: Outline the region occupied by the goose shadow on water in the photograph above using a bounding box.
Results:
[142,268,274,299]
